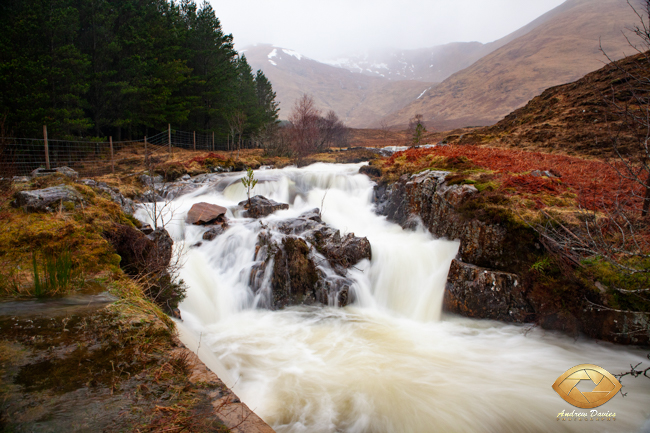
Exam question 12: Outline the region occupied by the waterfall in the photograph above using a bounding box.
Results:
[138,163,650,433]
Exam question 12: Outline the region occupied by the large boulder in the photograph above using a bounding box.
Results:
[249,209,371,309]
[186,202,228,225]
[15,184,83,212]
[239,195,289,218]
[274,209,371,273]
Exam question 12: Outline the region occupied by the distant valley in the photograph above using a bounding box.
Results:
[244,45,435,128]
[246,0,642,130]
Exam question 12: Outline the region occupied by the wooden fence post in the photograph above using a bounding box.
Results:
[168,123,172,156]
[193,131,196,151]
[43,125,50,170]
[212,131,215,152]
[110,136,114,174]
[144,136,148,165]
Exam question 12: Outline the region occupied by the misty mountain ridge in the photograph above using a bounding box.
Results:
[382,0,641,129]
[244,43,435,127]
[244,0,642,130]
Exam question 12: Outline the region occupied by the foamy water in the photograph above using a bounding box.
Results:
[137,163,650,433]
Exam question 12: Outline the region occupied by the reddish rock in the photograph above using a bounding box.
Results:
[186,202,228,225]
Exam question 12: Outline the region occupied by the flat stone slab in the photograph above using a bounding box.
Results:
[186,202,228,225]
[31,166,78,179]
[15,184,83,212]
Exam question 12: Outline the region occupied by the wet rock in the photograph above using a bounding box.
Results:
[239,195,289,218]
[359,165,382,178]
[377,170,511,270]
[139,174,163,186]
[249,210,369,310]
[15,184,83,212]
[80,178,136,214]
[31,166,78,179]
[274,209,371,272]
[186,202,228,225]
[161,182,202,200]
[271,236,322,308]
[202,225,224,241]
[438,183,478,207]
[443,260,533,323]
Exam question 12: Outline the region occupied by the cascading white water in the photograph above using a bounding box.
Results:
[138,163,650,433]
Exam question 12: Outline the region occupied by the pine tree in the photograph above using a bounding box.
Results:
[0,0,278,141]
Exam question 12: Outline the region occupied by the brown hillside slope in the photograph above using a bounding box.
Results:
[333,1,581,84]
[383,0,638,130]
[483,51,650,157]
[245,45,434,127]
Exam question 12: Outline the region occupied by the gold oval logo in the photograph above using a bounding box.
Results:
[552,364,622,409]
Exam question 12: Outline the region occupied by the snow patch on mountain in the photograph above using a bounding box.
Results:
[282,49,303,60]
[417,87,432,99]
[268,49,278,59]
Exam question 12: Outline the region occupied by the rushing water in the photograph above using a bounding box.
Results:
[139,163,650,433]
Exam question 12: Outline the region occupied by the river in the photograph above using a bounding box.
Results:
[139,163,650,433]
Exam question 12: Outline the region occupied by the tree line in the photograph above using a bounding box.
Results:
[0,0,279,141]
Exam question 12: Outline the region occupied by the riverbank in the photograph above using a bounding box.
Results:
[0,169,275,432]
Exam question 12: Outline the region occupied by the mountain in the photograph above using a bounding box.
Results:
[244,45,435,127]
[323,2,589,84]
[325,43,488,82]
[382,0,640,130]
[467,51,648,158]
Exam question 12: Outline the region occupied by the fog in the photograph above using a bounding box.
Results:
[208,0,566,61]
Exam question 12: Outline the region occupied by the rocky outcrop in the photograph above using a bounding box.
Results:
[202,226,224,241]
[15,184,84,212]
[443,260,533,323]
[378,170,514,270]
[186,202,228,225]
[274,209,372,273]
[376,169,650,345]
[239,195,289,218]
[80,178,136,214]
[249,209,371,309]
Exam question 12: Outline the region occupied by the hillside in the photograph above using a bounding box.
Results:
[383,0,639,130]
[244,45,435,127]
[325,5,572,84]
[453,51,649,158]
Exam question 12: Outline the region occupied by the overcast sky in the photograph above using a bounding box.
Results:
[207,0,566,61]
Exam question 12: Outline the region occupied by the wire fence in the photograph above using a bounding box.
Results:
[0,126,255,178]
